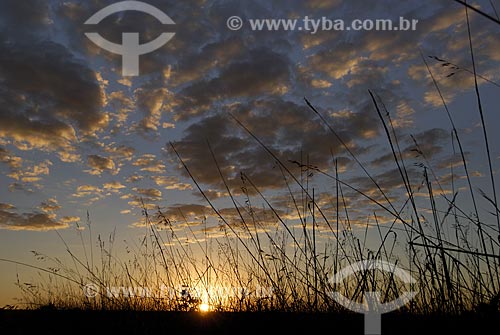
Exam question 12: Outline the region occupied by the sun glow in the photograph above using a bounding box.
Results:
[199,303,210,312]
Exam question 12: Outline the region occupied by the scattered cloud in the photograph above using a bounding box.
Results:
[0,38,107,153]
[103,181,127,190]
[151,176,192,191]
[38,198,61,213]
[86,155,117,175]
[134,188,162,199]
[72,184,102,198]
[60,216,80,224]
[0,147,23,170]
[0,203,16,210]
[0,209,70,231]
[132,154,166,173]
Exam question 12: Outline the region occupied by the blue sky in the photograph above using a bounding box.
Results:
[0,0,499,306]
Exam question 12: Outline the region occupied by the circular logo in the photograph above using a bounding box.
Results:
[227,16,244,31]
[329,260,418,334]
[329,260,418,314]
[84,1,176,76]
[83,283,100,298]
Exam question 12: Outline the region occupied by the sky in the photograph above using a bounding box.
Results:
[0,0,499,307]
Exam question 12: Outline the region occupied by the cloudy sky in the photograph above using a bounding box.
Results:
[0,0,499,305]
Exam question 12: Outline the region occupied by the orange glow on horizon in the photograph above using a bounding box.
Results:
[199,303,210,312]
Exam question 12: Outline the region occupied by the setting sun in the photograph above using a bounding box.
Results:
[199,303,210,312]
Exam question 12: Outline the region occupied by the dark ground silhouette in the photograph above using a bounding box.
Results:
[0,310,498,335]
